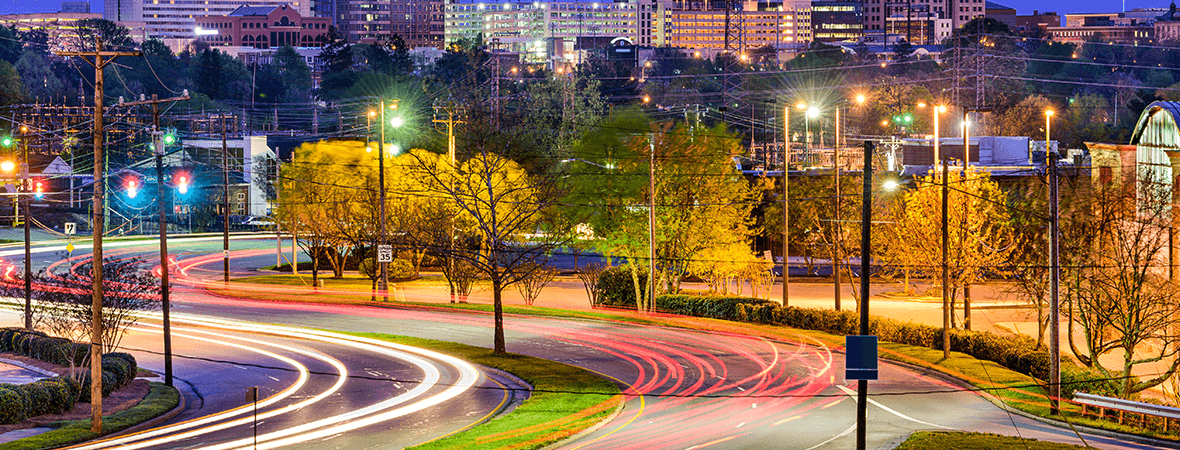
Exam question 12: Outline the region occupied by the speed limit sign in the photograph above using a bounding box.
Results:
[377,245,394,263]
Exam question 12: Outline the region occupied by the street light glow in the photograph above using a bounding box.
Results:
[882,180,900,190]
[806,106,819,119]
[390,117,405,128]
[1045,110,1054,117]
[796,102,806,110]
[855,94,866,104]
[0,161,14,173]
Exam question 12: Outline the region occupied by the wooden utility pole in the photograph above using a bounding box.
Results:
[20,125,30,331]
[433,104,464,302]
[56,38,141,433]
[115,91,188,388]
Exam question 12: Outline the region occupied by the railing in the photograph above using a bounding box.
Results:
[1073,392,1180,432]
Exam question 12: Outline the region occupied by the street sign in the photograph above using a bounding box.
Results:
[65,243,74,253]
[64,222,76,235]
[845,335,878,380]
[763,250,773,261]
[377,245,394,263]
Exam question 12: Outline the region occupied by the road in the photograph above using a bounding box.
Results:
[0,235,1172,449]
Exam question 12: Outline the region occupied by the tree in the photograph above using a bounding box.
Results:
[567,110,762,307]
[995,95,1057,139]
[886,168,1015,326]
[521,73,606,167]
[0,26,22,64]
[406,112,567,353]
[1056,170,1180,396]
[0,61,23,105]
[274,46,313,102]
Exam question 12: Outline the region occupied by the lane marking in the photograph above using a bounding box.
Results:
[835,384,954,430]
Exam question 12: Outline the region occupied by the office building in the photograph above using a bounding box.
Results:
[335,0,444,47]
[194,4,331,48]
[811,1,863,42]
[104,0,310,51]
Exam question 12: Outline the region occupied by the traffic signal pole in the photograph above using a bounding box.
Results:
[21,126,30,330]
[117,92,188,388]
[222,117,230,284]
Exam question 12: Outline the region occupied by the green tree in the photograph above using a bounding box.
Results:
[274,46,312,102]
[0,26,21,64]
[0,61,23,105]
[15,52,63,101]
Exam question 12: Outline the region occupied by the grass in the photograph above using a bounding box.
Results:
[338,332,622,450]
[895,431,1089,449]
[0,382,180,450]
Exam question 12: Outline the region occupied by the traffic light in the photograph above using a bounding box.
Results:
[126,179,139,199]
[0,136,12,148]
[32,180,43,199]
[175,173,189,195]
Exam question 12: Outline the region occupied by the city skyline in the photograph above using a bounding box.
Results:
[0,0,1176,18]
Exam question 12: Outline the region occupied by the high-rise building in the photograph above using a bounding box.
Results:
[811,0,863,42]
[860,0,983,44]
[335,0,444,47]
[445,0,812,65]
[60,2,90,13]
[104,0,310,51]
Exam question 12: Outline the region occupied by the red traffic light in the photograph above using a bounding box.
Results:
[176,174,189,194]
[126,179,139,199]
[33,180,43,199]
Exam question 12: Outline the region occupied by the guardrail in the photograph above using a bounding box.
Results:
[1073,392,1180,432]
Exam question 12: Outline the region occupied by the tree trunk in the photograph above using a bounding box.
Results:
[629,263,643,311]
[493,275,505,354]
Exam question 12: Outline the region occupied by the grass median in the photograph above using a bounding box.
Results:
[0,382,179,450]
[896,431,1089,449]
[339,332,622,450]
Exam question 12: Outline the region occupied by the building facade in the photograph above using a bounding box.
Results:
[860,0,984,44]
[811,0,862,42]
[334,0,445,48]
[0,12,149,52]
[104,0,311,51]
[1047,24,1153,43]
[194,4,331,49]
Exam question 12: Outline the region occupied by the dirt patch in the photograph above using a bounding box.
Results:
[0,352,152,433]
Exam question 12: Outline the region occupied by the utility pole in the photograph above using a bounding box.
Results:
[941,158,950,360]
[113,92,188,388]
[222,116,230,284]
[20,125,30,330]
[378,100,389,301]
[649,133,657,313]
[1047,111,1061,415]
[433,104,464,302]
[56,38,141,434]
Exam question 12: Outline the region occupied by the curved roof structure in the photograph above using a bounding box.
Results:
[1130,101,1180,150]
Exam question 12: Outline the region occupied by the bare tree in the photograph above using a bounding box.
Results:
[516,263,556,306]
[576,262,605,307]
[405,115,568,353]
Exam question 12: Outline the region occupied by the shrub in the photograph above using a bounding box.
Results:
[22,382,52,417]
[595,265,648,308]
[104,352,138,387]
[388,259,415,280]
[655,294,774,320]
[0,386,25,424]
[34,378,76,414]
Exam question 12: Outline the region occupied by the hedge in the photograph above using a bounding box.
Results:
[607,293,1049,382]
[732,302,1050,381]
[0,328,139,423]
[595,266,649,308]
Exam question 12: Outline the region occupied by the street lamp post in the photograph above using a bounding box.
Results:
[782,104,790,306]
[933,104,951,360]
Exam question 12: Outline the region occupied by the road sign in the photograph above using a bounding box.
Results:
[377,245,394,263]
[763,250,773,261]
[845,335,878,380]
[66,243,74,253]
[64,222,76,235]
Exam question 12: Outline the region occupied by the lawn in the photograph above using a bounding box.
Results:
[896,431,1089,449]
[338,332,622,450]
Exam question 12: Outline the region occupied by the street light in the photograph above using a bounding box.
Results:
[376,99,402,300]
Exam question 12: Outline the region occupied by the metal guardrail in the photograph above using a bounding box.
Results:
[1074,393,1180,420]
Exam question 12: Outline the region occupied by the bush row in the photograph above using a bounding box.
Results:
[591,267,1049,381]
[0,376,82,424]
[731,302,1050,380]
[0,328,139,419]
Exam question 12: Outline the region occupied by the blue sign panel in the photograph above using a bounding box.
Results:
[845,335,878,381]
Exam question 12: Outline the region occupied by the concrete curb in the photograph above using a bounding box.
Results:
[0,357,58,377]
[539,390,627,450]
[103,381,186,439]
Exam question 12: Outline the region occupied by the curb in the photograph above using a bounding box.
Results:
[539,391,627,450]
[103,381,186,439]
[0,357,59,377]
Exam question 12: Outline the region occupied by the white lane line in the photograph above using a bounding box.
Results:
[160,315,481,450]
[804,423,856,450]
[835,384,954,430]
[68,327,318,450]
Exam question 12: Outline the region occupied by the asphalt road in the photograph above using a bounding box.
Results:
[0,235,1172,449]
